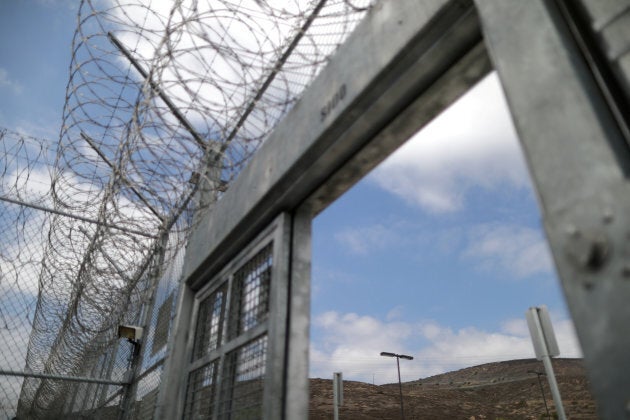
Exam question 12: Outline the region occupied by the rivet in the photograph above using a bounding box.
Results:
[603,210,613,224]
[566,225,579,237]
[565,231,609,271]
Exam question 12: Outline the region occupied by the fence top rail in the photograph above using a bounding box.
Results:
[0,369,129,386]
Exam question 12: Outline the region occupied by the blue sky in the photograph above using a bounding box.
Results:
[309,73,582,383]
[0,1,581,387]
[0,0,76,138]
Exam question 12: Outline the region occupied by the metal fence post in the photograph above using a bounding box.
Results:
[119,233,170,420]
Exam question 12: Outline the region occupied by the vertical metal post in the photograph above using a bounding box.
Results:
[527,308,566,420]
[380,352,412,420]
[476,0,630,417]
[120,233,170,420]
[539,357,564,419]
[284,207,313,420]
[107,32,207,150]
[97,349,119,408]
[396,358,404,420]
[118,337,142,418]
[538,374,551,419]
[155,149,222,420]
[333,372,342,420]
[540,357,564,419]
[154,282,195,420]
[529,370,551,418]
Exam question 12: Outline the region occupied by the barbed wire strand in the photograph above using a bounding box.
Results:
[0,0,374,418]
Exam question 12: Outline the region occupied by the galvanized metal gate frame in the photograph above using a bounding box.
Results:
[188,214,290,419]
[478,1,630,418]
[158,0,630,418]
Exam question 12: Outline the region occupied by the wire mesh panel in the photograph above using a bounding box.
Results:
[183,360,219,420]
[53,337,133,419]
[218,336,268,420]
[230,244,273,338]
[0,128,55,418]
[176,214,291,419]
[184,246,274,419]
[193,285,227,361]
[152,293,175,357]
[117,235,187,420]
[2,0,373,417]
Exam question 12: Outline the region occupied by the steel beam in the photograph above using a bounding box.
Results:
[172,1,489,419]
[184,0,488,286]
[0,369,128,386]
[476,0,630,418]
[0,194,157,239]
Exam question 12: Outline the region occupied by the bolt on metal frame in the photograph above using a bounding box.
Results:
[477,1,630,417]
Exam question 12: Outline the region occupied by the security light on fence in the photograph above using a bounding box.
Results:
[380,351,414,419]
[380,352,413,360]
[117,325,143,342]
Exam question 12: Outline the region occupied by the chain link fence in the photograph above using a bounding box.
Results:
[51,235,184,420]
[0,129,56,419]
[0,1,373,418]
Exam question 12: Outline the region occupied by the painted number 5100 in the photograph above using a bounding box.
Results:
[320,84,347,122]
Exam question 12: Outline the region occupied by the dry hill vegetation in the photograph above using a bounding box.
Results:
[309,358,598,419]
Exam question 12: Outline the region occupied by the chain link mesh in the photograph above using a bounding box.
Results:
[0,0,373,418]
[0,128,56,418]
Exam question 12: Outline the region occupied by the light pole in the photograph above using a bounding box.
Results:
[380,352,413,419]
[528,370,551,419]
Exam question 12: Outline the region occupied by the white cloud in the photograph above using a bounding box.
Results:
[0,313,33,417]
[104,0,327,132]
[334,223,398,255]
[0,68,22,95]
[3,166,54,204]
[0,223,48,298]
[330,218,552,279]
[310,310,582,384]
[370,72,530,213]
[315,311,413,349]
[9,120,60,141]
[462,223,554,278]
[500,317,529,336]
[0,168,53,298]
[386,305,405,321]
[311,311,416,384]
[0,160,159,302]
[413,316,581,374]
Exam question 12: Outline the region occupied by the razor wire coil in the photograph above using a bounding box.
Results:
[0,1,373,418]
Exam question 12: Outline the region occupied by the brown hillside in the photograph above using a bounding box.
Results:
[309,358,598,419]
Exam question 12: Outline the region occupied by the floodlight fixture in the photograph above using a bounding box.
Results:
[380,351,413,360]
[118,325,143,342]
[380,351,414,419]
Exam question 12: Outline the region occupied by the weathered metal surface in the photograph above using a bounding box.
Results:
[477,1,630,418]
[183,0,487,286]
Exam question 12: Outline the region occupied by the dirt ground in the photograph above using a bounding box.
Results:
[309,358,598,419]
